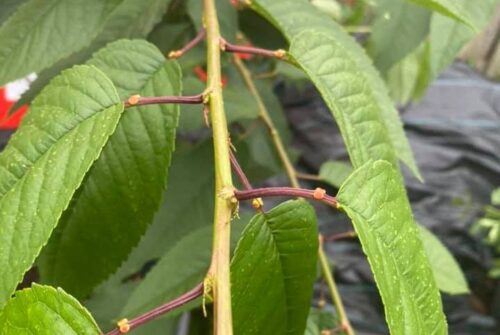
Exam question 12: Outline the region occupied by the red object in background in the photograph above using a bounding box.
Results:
[193,66,228,88]
[0,87,28,129]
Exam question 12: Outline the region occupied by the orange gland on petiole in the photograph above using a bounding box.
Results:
[313,187,326,200]
[127,94,141,106]
[251,197,264,209]
[117,318,130,333]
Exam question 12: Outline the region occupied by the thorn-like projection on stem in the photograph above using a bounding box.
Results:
[168,29,206,59]
[220,37,288,60]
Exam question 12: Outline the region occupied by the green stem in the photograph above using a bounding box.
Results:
[204,1,234,334]
[233,56,299,188]
[318,242,354,335]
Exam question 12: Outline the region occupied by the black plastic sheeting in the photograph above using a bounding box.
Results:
[278,62,500,334]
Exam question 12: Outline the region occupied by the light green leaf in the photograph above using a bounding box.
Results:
[251,0,422,180]
[337,160,447,334]
[419,225,470,295]
[369,0,431,73]
[406,0,478,28]
[231,199,319,335]
[0,65,123,307]
[38,40,181,299]
[429,0,498,76]
[0,284,100,335]
[319,160,353,188]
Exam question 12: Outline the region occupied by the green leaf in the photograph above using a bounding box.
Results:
[251,0,422,180]
[9,0,173,114]
[0,0,124,85]
[337,160,447,335]
[0,65,123,307]
[0,0,28,27]
[369,0,431,74]
[38,40,181,299]
[0,284,100,335]
[319,160,353,188]
[419,225,470,295]
[231,199,319,335]
[429,0,498,76]
[405,0,478,28]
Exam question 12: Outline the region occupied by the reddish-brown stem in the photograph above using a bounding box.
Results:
[229,151,252,191]
[220,38,287,59]
[105,283,203,335]
[169,29,206,59]
[324,230,357,242]
[234,187,339,208]
[124,94,204,108]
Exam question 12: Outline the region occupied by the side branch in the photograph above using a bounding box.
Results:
[234,187,339,208]
[220,38,287,59]
[229,151,252,191]
[169,29,206,59]
[105,283,203,335]
[124,94,204,108]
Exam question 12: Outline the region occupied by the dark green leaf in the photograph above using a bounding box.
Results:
[231,199,319,335]
[337,160,447,334]
[0,284,100,335]
[38,40,181,299]
[250,0,422,180]
[319,160,353,188]
[0,0,28,27]
[0,0,124,85]
[0,65,123,307]
[419,226,469,295]
[10,0,173,114]
[369,0,431,73]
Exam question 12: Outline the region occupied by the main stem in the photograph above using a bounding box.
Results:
[204,1,234,334]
